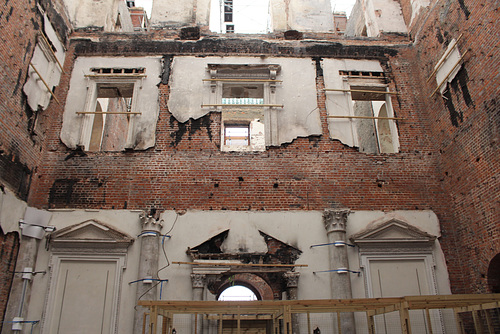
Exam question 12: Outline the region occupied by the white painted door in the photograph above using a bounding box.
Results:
[369,259,432,334]
[48,260,117,334]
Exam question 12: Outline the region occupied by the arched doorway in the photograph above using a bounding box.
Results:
[218,285,258,301]
[487,253,500,293]
[215,274,274,333]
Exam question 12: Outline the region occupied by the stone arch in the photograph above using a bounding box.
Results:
[215,273,274,300]
[487,253,500,293]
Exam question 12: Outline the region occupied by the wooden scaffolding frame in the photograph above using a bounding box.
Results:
[139,294,500,334]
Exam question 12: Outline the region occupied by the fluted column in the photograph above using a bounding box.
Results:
[133,211,163,334]
[323,209,355,334]
[284,271,300,334]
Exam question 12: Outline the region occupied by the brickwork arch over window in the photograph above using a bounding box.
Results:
[60,57,161,151]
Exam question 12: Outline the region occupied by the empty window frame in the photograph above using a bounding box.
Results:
[221,83,266,151]
[224,0,233,22]
[344,73,399,154]
[80,71,144,151]
[226,24,235,33]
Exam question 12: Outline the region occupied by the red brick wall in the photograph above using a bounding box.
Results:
[0,229,20,324]
[21,0,499,296]
[406,0,500,293]
[0,0,70,199]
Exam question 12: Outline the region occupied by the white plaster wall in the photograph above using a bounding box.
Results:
[372,0,408,34]
[269,0,334,32]
[322,59,384,147]
[62,0,120,30]
[150,0,211,27]
[60,57,161,150]
[23,14,65,112]
[168,56,321,146]
[23,209,451,333]
[288,0,334,32]
[410,0,430,26]
[345,0,407,37]
[0,187,27,234]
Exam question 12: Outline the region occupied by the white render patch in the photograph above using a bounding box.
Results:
[60,57,161,151]
[435,39,462,95]
[23,14,65,112]
[168,56,321,146]
[411,0,430,25]
[270,0,334,32]
[150,0,211,27]
[346,0,407,37]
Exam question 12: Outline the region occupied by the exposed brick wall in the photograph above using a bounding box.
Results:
[0,229,20,324]
[15,0,499,297]
[0,0,71,199]
[408,0,500,293]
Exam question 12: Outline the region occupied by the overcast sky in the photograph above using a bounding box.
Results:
[134,0,356,33]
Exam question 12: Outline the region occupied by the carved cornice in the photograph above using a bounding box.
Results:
[191,273,207,288]
[323,209,350,234]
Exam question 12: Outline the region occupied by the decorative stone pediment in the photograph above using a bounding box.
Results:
[49,220,134,252]
[350,218,436,251]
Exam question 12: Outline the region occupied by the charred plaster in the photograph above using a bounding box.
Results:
[169,113,215,147]
[457,0,471,20]
[48,178,78,206]
[0,151,32,201]
[72,38,399,59]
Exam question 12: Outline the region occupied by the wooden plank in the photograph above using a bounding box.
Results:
[327,115,403,120]
[425,308,434,334]
[172,261,307,267]
[76,111,142,115]
[203,79,282,82]
[399,302,412,334]
[426,33,464,82]
[366,311,375,334]
[430,50,469,97]
[201,104,284,108]
[472,310,484,333]
[324,88,399,95]
[29,62,61,104]
[39,33,65,74]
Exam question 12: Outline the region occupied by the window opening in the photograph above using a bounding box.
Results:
[224,0,233,22]
[218,285,258,301]
[88,83,134,152]
[225,124,250,146]
[221,83,265,151]
[210,0,271,34]
[350,85,395,154]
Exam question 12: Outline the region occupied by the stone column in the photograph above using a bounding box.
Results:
[2,237,39,334]
[133,211,163,334]
[284,271,300,334]
[191,273,206,334]
[323,209,356,334]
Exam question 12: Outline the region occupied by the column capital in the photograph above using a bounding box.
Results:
[323,209,350,234]
[139,211,163,234]
[283,271,300,288]
[191,273,207,288]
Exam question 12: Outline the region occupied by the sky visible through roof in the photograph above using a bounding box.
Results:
[134,0,356,33]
